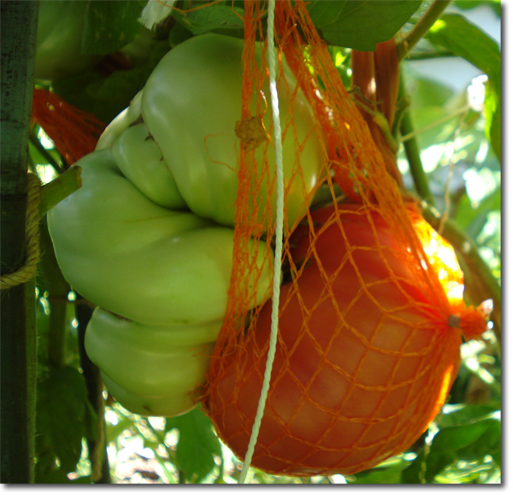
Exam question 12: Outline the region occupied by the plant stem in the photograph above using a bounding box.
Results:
[405,49,453,61]
[76,298,111,483]
[141,419,178,483]
[39,165,82,217]
[398,75,435,205]
[396,0,453,61]
[39,217,70,369]
[0,0,39,483]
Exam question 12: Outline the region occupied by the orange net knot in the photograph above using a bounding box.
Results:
[31,88,107,164]
[448,299,493,341]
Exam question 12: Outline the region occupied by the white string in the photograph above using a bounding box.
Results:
[238,0,284,484]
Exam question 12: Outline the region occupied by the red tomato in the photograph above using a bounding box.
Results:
[204,204,463,476]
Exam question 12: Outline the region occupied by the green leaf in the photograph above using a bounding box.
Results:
[350,457,411,484]
[82,0,147,55]
[455,188,501,238]
[53,37,170,124]
[401,448,455,484]
[173,4,245,37]
[401,412,501,484]
[436,403,501,429]
[454,0,501,17]
[430,418,497,453]
[484,82,501,161]
[307,0,422,51]
[455,419,501,461]
[36,367,89,473]
[165,407,222,483]
[426,13,501,161]
[106,415,134,444]
[427,13,500,76]
[409,75,455,109]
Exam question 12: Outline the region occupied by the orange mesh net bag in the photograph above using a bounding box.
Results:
[31,88,106,165]
[202,0,491,477]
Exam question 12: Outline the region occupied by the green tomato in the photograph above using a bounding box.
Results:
[35,0,100,82]
[49,146,273,416]
[111,122,187,210]
[99,33,325,228]
[85,308,220,417]
[48,32,325,417]
[48,149,272,327]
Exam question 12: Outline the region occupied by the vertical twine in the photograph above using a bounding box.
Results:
[238,0,283,483]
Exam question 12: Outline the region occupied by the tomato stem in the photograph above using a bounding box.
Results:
[398,74,435,205]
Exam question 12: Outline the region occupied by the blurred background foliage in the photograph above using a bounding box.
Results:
[31,0,500,484]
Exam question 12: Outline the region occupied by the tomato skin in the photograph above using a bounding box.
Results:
[49,148,273,417]
[49,147,273,416]
[140,33,325,228]
[205,205,462,475]
[85,308,220,417]
[97,33,325,228]
[49,149,268,327]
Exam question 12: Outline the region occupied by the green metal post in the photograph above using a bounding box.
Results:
[1,0,40,483]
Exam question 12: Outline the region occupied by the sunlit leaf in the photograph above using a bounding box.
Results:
[165,407,222,483]
[484,86,501,162]
[307,0,422,50]
[349,457,411,484]
[453,0,501,17]
[426,13,501,161]
[456,188,501,238]
[401,410,500,484]
[455,419,501,461]
[431,418,497,453]
[437,403,500,429]
[401,448,455,484]
[106,415,135,444]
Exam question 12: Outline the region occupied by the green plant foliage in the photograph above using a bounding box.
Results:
[401,405,501,483]
[82,0,147,55]
[52,36,171,123]
[454,0,501,17]
[165,408,222,483]
[426,13,501,161]
[172,4,245,37]
[306,0,422,50]
[27,0,500,485]
[347,457,413,484]
[456,188,501,239]
[35,367,93,482]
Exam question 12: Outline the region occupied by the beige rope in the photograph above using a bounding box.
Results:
[1,173,41,291]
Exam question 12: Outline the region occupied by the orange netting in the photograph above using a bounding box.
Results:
[31,88,106,165]
[202,0,489,476]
